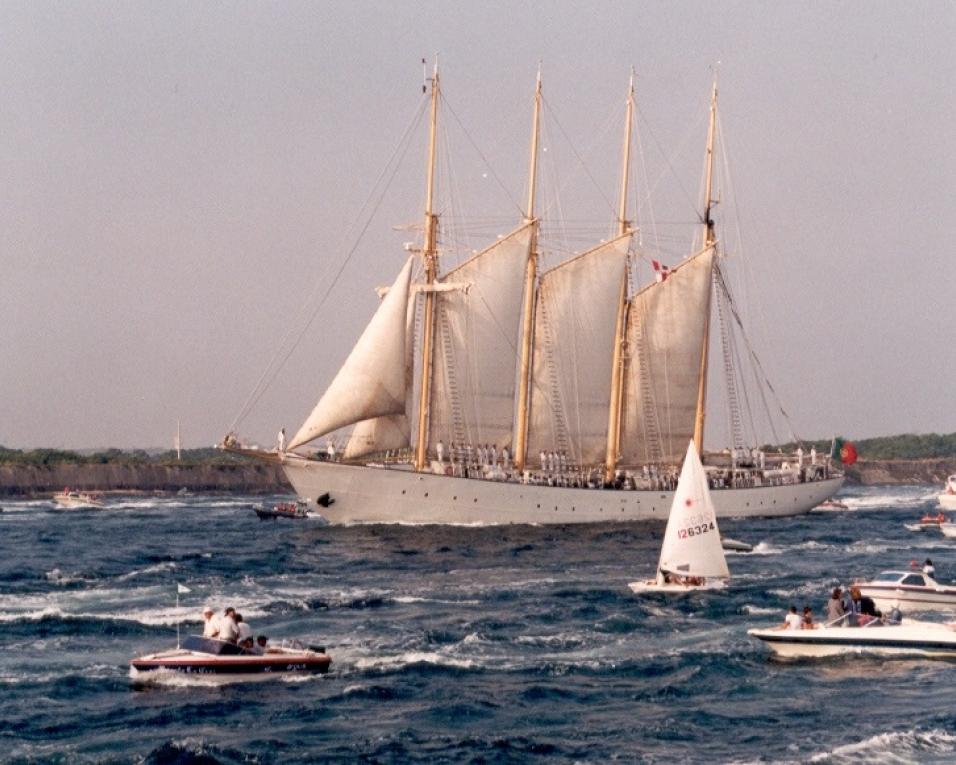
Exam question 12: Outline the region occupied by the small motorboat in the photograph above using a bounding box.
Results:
[814,499,849,511]
[254,501,310,520]
[904,512,947,532]
[53,489,105,509]
[748,619,956,660]
[855,569,956,612]
[721,537,753,553]
[939,475,956,511]
[130,635,331,680]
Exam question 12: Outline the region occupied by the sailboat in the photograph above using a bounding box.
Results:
[628,441,729,593]
[228,65,844,525]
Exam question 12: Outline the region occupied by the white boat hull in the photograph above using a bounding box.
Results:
[281,457,843,525]
[939,495,956,511]
[628,579,725,594]
[858,585,956,613]
[749,621,956,659]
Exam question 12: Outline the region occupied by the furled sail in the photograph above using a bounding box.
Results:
[620,247,714,465]
[527,233,631,465]
[288,256,415,451]
[657,440,729,579]
[427,224,533,451]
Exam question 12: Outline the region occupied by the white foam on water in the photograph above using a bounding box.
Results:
[116,561,178,581]
[750,541,785,555]
[806,727,956,764]
[353,650,478,672]
[740,604,778,615]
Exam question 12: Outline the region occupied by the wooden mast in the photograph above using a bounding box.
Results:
[604,73,635,483]
[414,63,441,471]
[512,68,543,473]
[692,76,718,453]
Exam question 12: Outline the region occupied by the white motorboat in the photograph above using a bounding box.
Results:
[855,570,956,612]
[940,523,956,538]
[53,489,105,509]
[748,619,956,660]
[628,441,730,594]
[939,475,956,511]
[903,511,947,532]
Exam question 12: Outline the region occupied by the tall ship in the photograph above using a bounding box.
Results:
[227,65,843,524]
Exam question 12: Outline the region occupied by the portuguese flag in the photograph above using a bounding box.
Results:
[831,437,858,465]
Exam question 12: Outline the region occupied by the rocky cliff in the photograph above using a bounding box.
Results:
[0,463,291,496]
[844,459,953,486]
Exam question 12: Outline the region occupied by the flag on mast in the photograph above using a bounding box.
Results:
[177,583,191,594]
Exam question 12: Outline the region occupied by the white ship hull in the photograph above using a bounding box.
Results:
[281,456,843,525]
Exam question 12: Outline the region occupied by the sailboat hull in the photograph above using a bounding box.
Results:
[281,457,843,525]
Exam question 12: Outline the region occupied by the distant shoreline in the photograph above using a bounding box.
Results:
[0,457,950,496]
[0,462,291,496]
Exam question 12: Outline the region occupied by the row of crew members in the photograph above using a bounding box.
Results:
[201,606,270,653]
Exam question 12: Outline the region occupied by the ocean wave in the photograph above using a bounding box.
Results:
[807,727,956,764]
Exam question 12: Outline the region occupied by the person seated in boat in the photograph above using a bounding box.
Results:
[849,586,881,626]
[252,635,269,655]
[219,607,240,643]
[802,606,817,629]
[779,605,803,630]
[825,587,846,625]
[239,636,255,653]
[236,613,253,644]
[201,606,219,638]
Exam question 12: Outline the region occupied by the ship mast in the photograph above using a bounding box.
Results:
[414,63,441,471]
[512,69,543,473]
[692,76,718,453]
[604,72,635,483]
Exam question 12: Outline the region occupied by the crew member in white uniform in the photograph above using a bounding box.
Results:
[202,606,219,638]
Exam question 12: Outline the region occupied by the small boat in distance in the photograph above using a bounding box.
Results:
[253,501,312,520]
[939,475,956,511]
[748,619,956,660]
[904,512,946,532]
[130,635,331,681]
[814,499,848,511]
[53,489,104,509]
[855,569,956,613]
[628,441,730,594]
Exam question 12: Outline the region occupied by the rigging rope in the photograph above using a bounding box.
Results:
[228,94,429,435]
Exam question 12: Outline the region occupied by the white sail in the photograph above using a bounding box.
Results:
[428,224,533,451]
[657,440,730,579]
[527,234,630,465]
[289,256,415,451]
[343,415,410,460]
[620,247,715,465]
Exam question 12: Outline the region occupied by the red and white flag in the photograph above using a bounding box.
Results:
[651,259,670,282]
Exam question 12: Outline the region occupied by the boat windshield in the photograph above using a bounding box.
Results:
[181,635,244,655]
[871,572,904,583]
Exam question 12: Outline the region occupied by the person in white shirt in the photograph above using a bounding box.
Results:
[779,605,803,630]
[277,428,286,452]
[236,613,253,643]
[201,606,219,638]
[219,607,240,643]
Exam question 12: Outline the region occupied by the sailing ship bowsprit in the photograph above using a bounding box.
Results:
[230,66,844,524]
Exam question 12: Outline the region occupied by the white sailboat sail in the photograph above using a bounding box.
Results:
[657,440,730,580]
[620,247,715,465]
[288,255,415,451]
[527,234,631,465]
[427,224,533,451]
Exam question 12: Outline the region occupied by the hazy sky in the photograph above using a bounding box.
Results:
[2,1,954,450]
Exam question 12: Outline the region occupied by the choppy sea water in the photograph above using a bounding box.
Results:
[2,485,956,764]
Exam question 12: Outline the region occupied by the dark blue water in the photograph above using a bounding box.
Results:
[3,486,956,763]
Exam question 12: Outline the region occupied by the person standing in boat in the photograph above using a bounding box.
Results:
[219,607,240,643]
[202,606,219,638]
[923,559,936,578]
[826,587,846,625]
[236,613,252,644]
[277,428,286,453]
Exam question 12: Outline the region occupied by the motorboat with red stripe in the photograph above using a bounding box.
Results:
[130,635,331,677]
